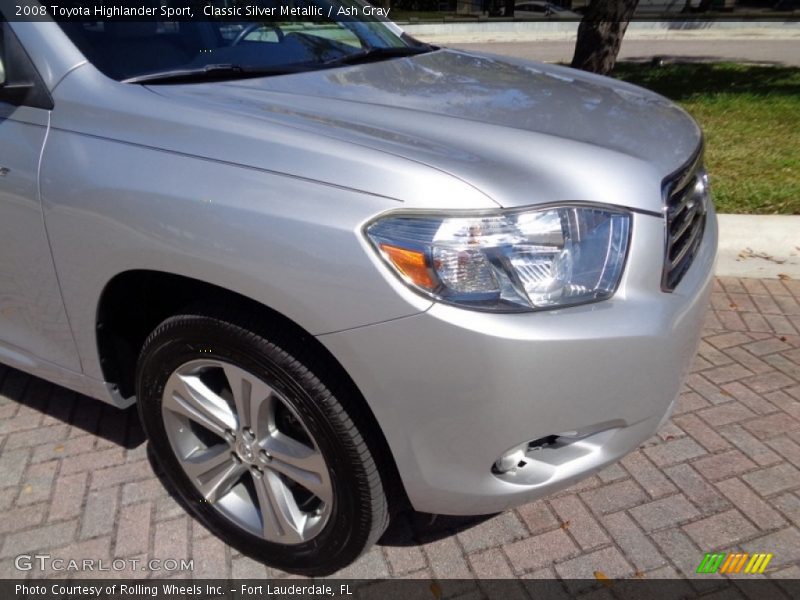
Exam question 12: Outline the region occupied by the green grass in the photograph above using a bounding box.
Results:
[613,62,800,215]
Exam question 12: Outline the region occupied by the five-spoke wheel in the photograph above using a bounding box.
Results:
[162,359,333,544]
[136,310,389,574]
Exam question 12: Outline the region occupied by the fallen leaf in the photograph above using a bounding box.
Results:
[560,520,571,529]
[729,302,738,310]
[594,571,613,587]
[778,273,791,281]
[721,389,733,397]
[634,570,646,579]
[739,248,786,264]
[430,582,442,600]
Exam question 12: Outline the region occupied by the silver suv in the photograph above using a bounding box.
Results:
[0,3,716,575]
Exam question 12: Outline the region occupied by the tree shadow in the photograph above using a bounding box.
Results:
[379,510,497,547]
[665,19,715,30]
[613,61,800,100]
[147,435,497,549]
[0,364,145,449]
[144,444,496,576]
[0,364,500,559]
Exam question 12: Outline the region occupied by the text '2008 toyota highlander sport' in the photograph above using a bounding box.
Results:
[0,0,716,575]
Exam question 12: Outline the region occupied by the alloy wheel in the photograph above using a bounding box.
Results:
[160,359,333,544]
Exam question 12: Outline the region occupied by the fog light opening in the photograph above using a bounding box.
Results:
[528,435,559,451]
[493,444,527,474]
[493,435,562,474]
[493,425,623,485]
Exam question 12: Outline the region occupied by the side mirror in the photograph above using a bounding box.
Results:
[0,24,43,107]
[0,62,34,103]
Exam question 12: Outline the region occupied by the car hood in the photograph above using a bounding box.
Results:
[148,49,702,211]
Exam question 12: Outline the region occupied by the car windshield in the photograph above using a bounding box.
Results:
[58,0,430,83]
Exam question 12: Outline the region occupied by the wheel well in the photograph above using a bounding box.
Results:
[96,270,409,511]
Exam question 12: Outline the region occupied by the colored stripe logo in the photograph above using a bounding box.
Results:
[696,552,773,574]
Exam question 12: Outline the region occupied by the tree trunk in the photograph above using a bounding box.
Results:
[570,0,640,75]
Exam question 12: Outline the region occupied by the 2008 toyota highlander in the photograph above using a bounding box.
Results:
[0,0,716,575]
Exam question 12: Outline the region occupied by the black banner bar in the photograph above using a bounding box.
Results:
[3,578,800,600]
[4,1,800,23]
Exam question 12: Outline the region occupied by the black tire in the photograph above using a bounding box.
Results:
[135,311,389,575]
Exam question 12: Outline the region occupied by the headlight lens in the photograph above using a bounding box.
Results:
[366,206,631,311]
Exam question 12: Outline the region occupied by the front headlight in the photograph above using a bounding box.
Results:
[366,205,631,312]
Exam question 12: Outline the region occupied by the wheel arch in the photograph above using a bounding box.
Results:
[95,269,409,510]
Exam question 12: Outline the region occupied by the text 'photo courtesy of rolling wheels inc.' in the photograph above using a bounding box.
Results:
[0,0,799,598]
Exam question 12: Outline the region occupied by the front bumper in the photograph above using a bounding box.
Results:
[318,208,717,515]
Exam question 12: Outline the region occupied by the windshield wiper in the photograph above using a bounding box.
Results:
[323,45,436,67]
[122,45,437,84]
[122,63,312,84]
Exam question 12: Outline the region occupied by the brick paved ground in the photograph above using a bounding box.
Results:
[1,277,799,588]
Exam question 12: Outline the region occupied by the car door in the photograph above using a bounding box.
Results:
[0,20,81,371]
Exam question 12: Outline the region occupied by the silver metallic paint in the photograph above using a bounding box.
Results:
[0,20,714,515]
[320,209,717,514]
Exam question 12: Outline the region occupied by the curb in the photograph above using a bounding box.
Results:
[716,214,800,279]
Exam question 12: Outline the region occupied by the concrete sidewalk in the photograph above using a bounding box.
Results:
[717,215,800,279]
[405,20,800,45]
[445,38,800,67]
[409,19,800,66]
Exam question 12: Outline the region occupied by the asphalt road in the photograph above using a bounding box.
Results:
[445,39,800,66]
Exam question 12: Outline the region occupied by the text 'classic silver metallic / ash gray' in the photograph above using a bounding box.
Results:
[0,0,716,574]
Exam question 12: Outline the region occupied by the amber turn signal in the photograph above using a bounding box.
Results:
[379,244,436,290]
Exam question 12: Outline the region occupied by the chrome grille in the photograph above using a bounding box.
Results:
[662,157,708,291]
